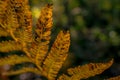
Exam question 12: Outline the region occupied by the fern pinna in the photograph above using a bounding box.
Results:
[0,0,116,80]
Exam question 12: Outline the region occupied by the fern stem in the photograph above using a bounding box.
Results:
[23,47,32,58]
[9,30,18,42]
[22,47,43,71]
[36,64,43,72]
[0,23,6,28]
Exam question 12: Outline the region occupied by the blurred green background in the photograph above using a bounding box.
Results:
[29,0,120,79]
[30,0,120,79]
[0,0,120,80]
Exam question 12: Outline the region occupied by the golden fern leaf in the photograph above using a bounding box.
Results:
[29,42,49,68]
[0,0,9,21]
[107,75,120,80]
[11,0,32,29]
[58,59,113,80]
[0,40,22,52]
[6,0,34,58]
[0,0,19,42]
[2,67,41,76]
[0,0,33,42]
[57,74,70,80]
[0,0,9,37]
[0,0,7,22]
[43,30,70,80]
[0,27,9,37]
[36,4,53,42]
[0,55,32,66]
[31,4,53,67]
[0,0,19,30]
[12,0,33,43]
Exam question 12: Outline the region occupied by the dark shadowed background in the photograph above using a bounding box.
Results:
[29,0,120,79]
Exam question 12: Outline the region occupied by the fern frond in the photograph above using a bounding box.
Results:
[57,74,70,80]
[0,0,8,23]
[15,29,33,44]
[107,75,120,80]
[0,27,9,37]
[0,40,22,52]
[13,0,33,43]
[32,4,53,66]
[0,55,32,66]
[43,30,70,80]
[11,0,32,29]
[58,59,113,80]
[0,0,19,30]
[0,0,19,42]
[29,42,49,66]
[36,4,53,42]
[2,67,41,76]
[5,0,34,57]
